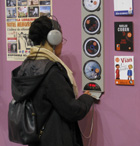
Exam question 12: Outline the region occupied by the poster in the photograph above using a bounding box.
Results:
[114,22,133,52]
[114,56,134,86]
[114,0,133,16]
[5,0,52,61]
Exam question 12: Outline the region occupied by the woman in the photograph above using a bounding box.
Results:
[12,16,95,146]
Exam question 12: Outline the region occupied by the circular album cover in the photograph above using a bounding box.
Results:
[83,60,101,80]
[83,0,101,12]
[83,15,101,35]
[83,38,101,57]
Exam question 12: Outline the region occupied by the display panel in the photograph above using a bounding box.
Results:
[84,82,101,91]
[82,0,104,99]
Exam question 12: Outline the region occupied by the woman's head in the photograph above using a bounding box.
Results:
[29,16,62,46]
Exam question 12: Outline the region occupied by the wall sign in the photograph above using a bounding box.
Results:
[114,0,133,16]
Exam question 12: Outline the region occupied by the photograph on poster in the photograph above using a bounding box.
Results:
[24,33,34,49]
[28,6,39,17]
[8,42,17,53]
[17,31,34,52]
[18,0,27,6]
[6,0,16,7]
[18,7,28,17]
[28,0,39,6]
[40,6,51,16]
[7,7,16,18]
[40,0,50,5]
[18,32,27,52]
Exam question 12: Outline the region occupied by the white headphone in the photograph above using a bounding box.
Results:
[47,15,62,48]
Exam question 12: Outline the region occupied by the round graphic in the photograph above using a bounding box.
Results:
[127,32,132,38]
[83,60,101,80]
[83,0,101,12]
[83,15,101,35]
[129,80,133,84]
[115,57,120,62]
[83,38,101,57]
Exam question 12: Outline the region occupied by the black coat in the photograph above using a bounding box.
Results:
[12,59,94,146]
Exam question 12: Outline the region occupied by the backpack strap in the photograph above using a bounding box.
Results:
[44,60,56,74]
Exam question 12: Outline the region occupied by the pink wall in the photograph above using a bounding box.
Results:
[0,0,140,146]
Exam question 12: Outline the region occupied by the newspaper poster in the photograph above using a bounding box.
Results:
[5,0,52,61]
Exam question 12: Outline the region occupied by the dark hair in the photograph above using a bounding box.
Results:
[29,16,52,46]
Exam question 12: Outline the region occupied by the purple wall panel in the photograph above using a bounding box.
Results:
[0,0,140,146]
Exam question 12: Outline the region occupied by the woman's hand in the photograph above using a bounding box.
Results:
[83,90,91,96]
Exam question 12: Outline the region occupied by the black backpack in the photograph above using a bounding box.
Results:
[8,61,55,145]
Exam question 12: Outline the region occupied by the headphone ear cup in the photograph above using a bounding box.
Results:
[47,30,62,46]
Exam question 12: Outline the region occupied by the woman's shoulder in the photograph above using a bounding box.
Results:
[18,59,54,76]
[46,61,71,85]
[47,61,67,76]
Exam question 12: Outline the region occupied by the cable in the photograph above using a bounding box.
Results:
[79,104,94,139]
[34,47,41,60]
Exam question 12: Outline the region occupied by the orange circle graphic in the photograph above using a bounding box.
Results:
[115,58,120,62]
[127,32,132,38]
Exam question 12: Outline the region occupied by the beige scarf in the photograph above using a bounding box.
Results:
[27,46,78,98]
